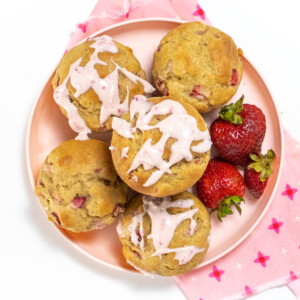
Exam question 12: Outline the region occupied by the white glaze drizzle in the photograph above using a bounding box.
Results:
[112,96,211,186]
[112,117,136,138]
[128,212,145,250]
[121,146,129,158]
[53,35,155,140]
[120,196,204,266]
[109,145,116,151]
[53,77,91,140]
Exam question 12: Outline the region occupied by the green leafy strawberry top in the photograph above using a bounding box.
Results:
[219,95,244,124]
[210,196,245,222]
[248,149,276,182]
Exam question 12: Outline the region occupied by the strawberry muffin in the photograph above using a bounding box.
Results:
[111,96,211,197]
[52,35,154,139]
[152,22,243,113]
[117,192,211,276]
[34,139,128,232]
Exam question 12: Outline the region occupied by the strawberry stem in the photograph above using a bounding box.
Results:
[210,196,245,222]
[219,95,244,124]
[248,149,276,182]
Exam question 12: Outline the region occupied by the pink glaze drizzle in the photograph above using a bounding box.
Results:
[116,221,125,238]
[112,118,136,138]
[53,35,155,140]
[128,213,145,250]
[112,96,211,186]
[118,196,205,266]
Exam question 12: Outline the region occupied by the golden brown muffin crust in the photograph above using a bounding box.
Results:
[152,22,243,112]
[35,139,128,232]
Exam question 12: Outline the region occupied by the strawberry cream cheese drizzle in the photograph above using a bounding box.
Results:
[118,196,205,266]
[53,35,155,140]
[112,96,211,186]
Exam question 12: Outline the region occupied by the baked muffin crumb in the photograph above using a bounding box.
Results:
[152,22,243,112]
[35,139,128,232]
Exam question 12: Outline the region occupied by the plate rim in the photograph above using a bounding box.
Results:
[26,17,285,275]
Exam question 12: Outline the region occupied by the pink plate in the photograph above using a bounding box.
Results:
[26,18,284,274]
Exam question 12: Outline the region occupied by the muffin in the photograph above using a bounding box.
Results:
[152,22,243,113]
[34,139,128,232]
[111,95,211,197]
[52,35,155,139]
[117,192,211,276]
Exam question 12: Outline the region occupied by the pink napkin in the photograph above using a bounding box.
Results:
[176,130,300,299]
[67,0,300,298]
[67,0,211,50]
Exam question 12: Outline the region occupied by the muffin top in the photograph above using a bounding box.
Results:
[52,35,155,138]
[152,22,243,112]
[111,96,211,197]
[117,192,211,276]
[34,139,128,232]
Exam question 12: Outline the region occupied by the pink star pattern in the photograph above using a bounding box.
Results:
[254,251,270,268]
[282,184,298,200]
[192,4,206,20]
[209,265,225,282]
[243,285,256,297]
[289,271,298,281]
[268,218,283,234]
[76,22,89,33]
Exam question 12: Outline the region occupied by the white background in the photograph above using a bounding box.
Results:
[0,0,299,299]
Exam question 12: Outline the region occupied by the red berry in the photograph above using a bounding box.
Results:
[189,85,206,99]
[162,87,169,96]
[155,79,162,88]
[244,168,268,198]
[155,79,169,96]
[244,150,275,199]
[231,69,238,85]
[196,159,245,221]
[71,196,86,209]
[210,96,266,166]
[51,212,61,226]
[131,249,142,259]
[135,228,142,242]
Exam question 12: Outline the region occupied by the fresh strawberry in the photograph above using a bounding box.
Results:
[244,150,275,199]
[196,159,245,221]
[231,69,239,85]
[210,96,266,166]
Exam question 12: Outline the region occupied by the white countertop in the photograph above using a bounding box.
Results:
[0,0,299,299]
